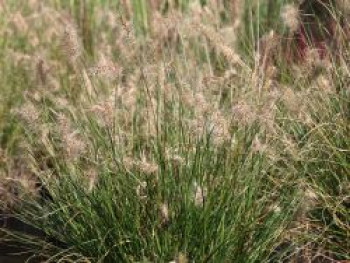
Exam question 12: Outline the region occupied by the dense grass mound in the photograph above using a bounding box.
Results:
[0,0,349,262]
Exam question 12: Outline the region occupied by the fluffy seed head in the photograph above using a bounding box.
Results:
[166,148,184,166]
[88,63,121,80]
[196,23,247,69]
[11,12,28,33]
[281,4,300,32]
[62,23,81,64]
[90,102,114,128]
[251,136,267,153]
[58,114,85,159]
[194,182,207,207]
[15,102,40,126]
[87,168,98,193]
[282,88,303,115]
[210,111,230,145]
[231,103,256,126]
[160,203,169,224]
[137,155,158,175]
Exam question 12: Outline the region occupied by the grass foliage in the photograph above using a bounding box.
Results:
[0,0,349,262]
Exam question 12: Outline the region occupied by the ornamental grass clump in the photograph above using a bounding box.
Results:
[0,0,349,262]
